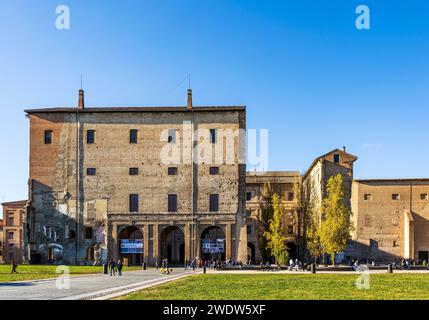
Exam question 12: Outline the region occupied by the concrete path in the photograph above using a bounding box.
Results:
[0,268,193,300]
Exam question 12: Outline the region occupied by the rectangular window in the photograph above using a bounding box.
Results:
[86,168,96,176]
[130,129,138,144]
[209,167,219,175]
[8,232,14,240]
[7,214,14,226]
[364,194,372,201]
[168,129,176,143]
[129,167,139,175]
[333,154,340,163]
[246,224,252,235]
[421,193,428,200]
[85,227,93,239]
[287,225,294,235]
[246,192,252,201]
[87,130,95,144]
[392,194,400,200]
[129,194,139,212]
[44,130,52,144]
[210,129,217,143]
[168,167,178,175]
[287,192,294,201]
[168,194,177,212]
[210,194,219,212]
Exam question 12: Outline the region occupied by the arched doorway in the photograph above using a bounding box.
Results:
[201,226,226,261]
[119,226,143,266]
[160,226,185,264]
[247,242,256,264]
[286,242,297,261]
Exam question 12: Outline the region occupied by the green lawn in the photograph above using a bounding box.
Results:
[119,273,429,300]
[0,264,142,282]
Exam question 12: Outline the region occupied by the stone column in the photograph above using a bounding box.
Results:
[225,223,232,259]
[195,223,201,259]
[143,224,149,263]
[153,224,159,260]
[184,223,190,261]
[111,223,119,261]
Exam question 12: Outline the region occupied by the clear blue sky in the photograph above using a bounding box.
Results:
[1,0,428,214]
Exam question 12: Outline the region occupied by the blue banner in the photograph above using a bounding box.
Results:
[120,239,143,254]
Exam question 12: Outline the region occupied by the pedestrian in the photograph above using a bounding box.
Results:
[155,258,159,270]
[117,260,123,276]
[109,259,116,276]
[11,260,18,274]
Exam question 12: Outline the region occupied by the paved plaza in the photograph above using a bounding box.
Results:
[0,268,191,300]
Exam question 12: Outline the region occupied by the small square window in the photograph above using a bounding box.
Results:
[287,192,294,201]
[168,167,178,175]
[421,193,428,201]
[86,168,96,176]
[364,194,372,201]
[209,167,219,175]
[210,129,217,143]
[87,130,95,144]
[392,194,400,200]
[168,129,176,143]
[130,129,138,144]
[129,167,139,176]
[44,130,53,144]
[246,192,252,201]
[333,154,340,163]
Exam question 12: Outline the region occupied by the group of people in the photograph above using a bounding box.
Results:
[155,258,172,274]
[108,259,123,276]
[288,259,305,271]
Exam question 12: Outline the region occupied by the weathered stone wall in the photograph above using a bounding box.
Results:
[27,108,246,265]
[347,179,429,262]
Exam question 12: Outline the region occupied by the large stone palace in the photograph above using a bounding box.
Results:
[12,90,429,265]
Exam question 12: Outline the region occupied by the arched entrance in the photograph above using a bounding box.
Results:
[286,242,297,261]
[160,226,185,264]
[247,242,256,264]
[119,226,143,266]
[201,226,226,261]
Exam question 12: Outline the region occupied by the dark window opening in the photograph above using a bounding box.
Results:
[129,167,139,175]
[168,194,177,212]
[168,167,178,175]
[210,194,219,212]
[129,194,139,212]
[246,192,252,201]
[333,154,340,163]
[246,224,252,235]
[392,194,400,200]
[87,168,96,176]
[85,227,93,239]
[287,225,294,235]
[210,129,217,143]
[69,230,76,240]
[168,129,176,143]
[44,130,52,144]
[87,130,95,144]
[287,192,294,201]
[130,129,138,143]
[209,167,219,175]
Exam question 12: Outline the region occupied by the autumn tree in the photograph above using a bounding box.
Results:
[264,193,289,267]
[258,182,274,262]
[319,174,353,266]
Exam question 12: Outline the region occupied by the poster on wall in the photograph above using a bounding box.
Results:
[120,239,143,254]
[202,239,225,254]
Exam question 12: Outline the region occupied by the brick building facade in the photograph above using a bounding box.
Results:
[1,200,27,264]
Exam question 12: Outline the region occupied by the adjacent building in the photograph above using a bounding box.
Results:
[0,218,3,262]
[1,200,27,264]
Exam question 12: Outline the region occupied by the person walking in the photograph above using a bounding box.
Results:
[117,260,123,276]
[155,258,159,270]
[109,259,116,276]
[11,260,18,274]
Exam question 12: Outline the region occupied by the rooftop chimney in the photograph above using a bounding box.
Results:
[78,89,85,110]
[187,89,192,110]
[343,146,346,152]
